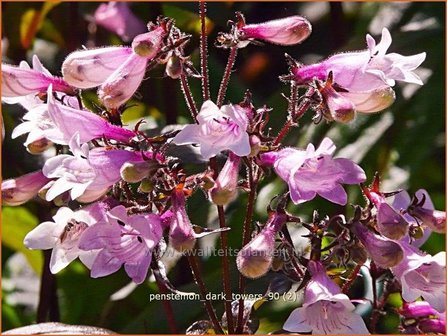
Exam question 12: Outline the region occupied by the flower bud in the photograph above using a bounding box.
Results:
[138,178,154,193]
[258,151,278,167]
[400,301,438,319]
[26,138,53,155]
[409,206,445,233]
[98,53,148,109]
[131,27,165,58]
[2,171,51,206]
[376,202,409,240]
[418,318,446,334]
[165,54,183,79]
[210,153,240,206]
[237,212,287,279]
[169,188,196,252]
[341,86,395,113]
[240,16,312,46]
[120,160,160,183]
[318,74,355,123]
[351,221,403,268]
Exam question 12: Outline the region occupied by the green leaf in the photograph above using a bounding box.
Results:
[1,207,42,274]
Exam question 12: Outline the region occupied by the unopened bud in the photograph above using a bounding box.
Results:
[249,135,262,157]
[318,74,356,123]
[418,318,446,334]
[131,27,165,58]
[169,188,196,252]
[2,171,51,206]
[341,86,395,113]
[138,178,154,193]
[239,15,312,46]
[376,202,409,240]
[120,160,159,183]
[27,138,53,154]
[400,302,438,319]
[409,224,424,240]
[409,206,445,233]
[165,54,183,79]
[210,153,240,206]
[351,221,403,268]
[237,212,287,279]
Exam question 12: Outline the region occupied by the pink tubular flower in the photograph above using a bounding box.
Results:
[400,301,440,319]
[42,134,151,202]
[45,86,136,144]
[62,47,133,89]
[239,15,311,46]
[63,25,167,109]
[97,53,148,109]
[393,189,442,246]
[406,190,445,234]
[2,55,74,99]
[2,170,51,206]
[169,187,196,252]
[352,221,403,268]
[236,211,287,279]
[283,260,370,334]
[93,2,146,42]
[392,241,445,312]
[210,152,241,205]
[24,204,107,273]
[266,137,366,205]
[78,205,163,284]
[173,100,251,160]
[293,28,426,91]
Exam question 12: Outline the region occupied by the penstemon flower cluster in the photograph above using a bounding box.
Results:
[2,3,445,334]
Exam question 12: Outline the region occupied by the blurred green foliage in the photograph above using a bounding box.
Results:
[1,1,445,334]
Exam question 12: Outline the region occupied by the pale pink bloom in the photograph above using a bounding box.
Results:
[239,15,311,46]
[364,189,409,240]
[42,134,147,202]
[94,2,146,42]
[392,241,445,312]
[2,55,73,99]
[168,188,196,252]
[318,76,395,121]
[11,104,57,149]
[268,138,366,205]
[12,86,136,146]
[2,170,51,206]
[210,152,241,205]
[293,28,426,91]
[62,47,133,89]
[63,26,167,109]
[284,260,370,334]
[97,53,148,109]
[393,189,439,246]
[173,100,251,160]
[351,221,403,268]
[78,205,163,284]
[45,86,136,144]
[24,204,107,273]
[236,212,287,279]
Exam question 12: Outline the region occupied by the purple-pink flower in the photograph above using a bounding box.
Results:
[24,204,107,273]
[2,55,73,100]
[62,24,168,109]
[237,211,287,279]
[42,134,151,202]
[78,205,163,284]
[210,152,241,205]
[293,28,426,91]
[283,260,369,334]
[239,15,311,46]
[2,170,51,206]
[265,137,366,205]
[392,241,445,312]
[93,2,146,42]
[173,100,251,160]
